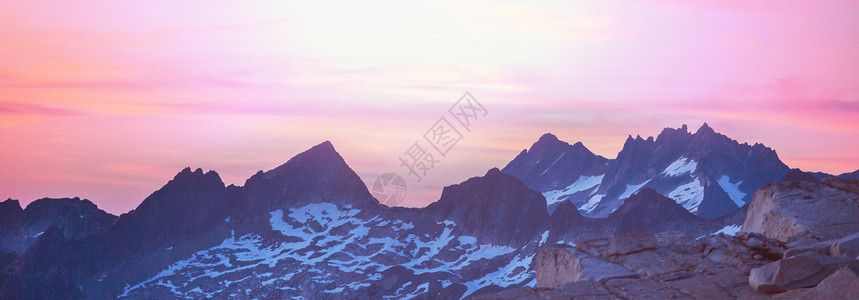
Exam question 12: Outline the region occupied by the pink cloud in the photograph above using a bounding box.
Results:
[0,102,83,116]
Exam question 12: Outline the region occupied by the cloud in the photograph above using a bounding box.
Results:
[0,76,261,91]
[0,102,83,116]
[28,172,143,186]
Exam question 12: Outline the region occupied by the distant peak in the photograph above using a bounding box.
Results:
[657,124,693,142]
[779,169,819,183]
[695,122,715,135]
[293,140,340,160]
[570,141,588,151]
[633,188,661,198]
[485,167,503,177]
[315,140,335,151]
[177,167,204,176]
[172,167,223,185]
[177,167,206,176]
[249,140,356,188]
[537,133,559,143]
[0,198,23,212]
[612,188,689,214]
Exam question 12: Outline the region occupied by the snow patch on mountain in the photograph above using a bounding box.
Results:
[715,224,742,236]
[120,203,522,299]
[662,157,697,177]
[716,175,746,207]
[667,179,705,212]
[619,180,651,199]
[542,175,604,205]
[538,230,550,245]
[461,252,536,298]
[580,194,605,213]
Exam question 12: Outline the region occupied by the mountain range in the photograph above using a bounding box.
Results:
[1,124,856,299]
[504,123,791,218]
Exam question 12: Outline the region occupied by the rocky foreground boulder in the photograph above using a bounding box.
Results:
[742,178,859,243]
[798,265,859,299]
[472,231,786,299]
[749,252,858,293]
[534,244,636,288]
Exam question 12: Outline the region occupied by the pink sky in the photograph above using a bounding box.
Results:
[2,1,858,214]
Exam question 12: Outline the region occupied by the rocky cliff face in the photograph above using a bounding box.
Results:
[0,226,82,299]
[0,200,25,254]
[501,133,609,212]
[742,178,859,243]
[606,188,708,235]
[424,168,550,247]
[0,168,241,299]
[0,197,116,270]
[240,141,381,213]
[503,124,791,219]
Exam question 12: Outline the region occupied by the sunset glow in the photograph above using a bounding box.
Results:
[2,1,859,214]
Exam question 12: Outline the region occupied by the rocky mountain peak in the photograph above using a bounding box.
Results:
[537,133,559,144]
[251,141,347,181]
[425,168,549,246]
[1,198,22,209]
[623,134,652,148]
[0,198,23,217]
[21,198,117,240]
[241,141,378,210]
[551,200,584,219]
[0,197,115,255]
[484,167,503,177]
[0,199,25,233]
[688,123,733,150]
[656,124,693,142]
[695,122,715,135]
[108,165,235,247]
[173,167,222,185]
[779,169,820,183]
[134,168,226,213]
[609,188,696,221]
[432,168,546,209]
[526,133,587,155]
[24,197,96,213]
[502,133,609,193]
